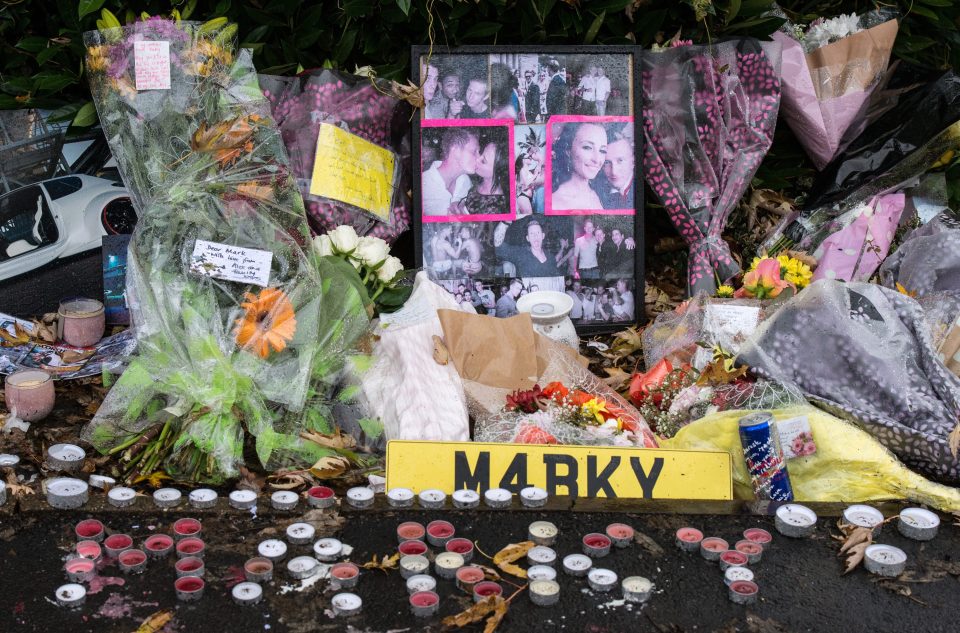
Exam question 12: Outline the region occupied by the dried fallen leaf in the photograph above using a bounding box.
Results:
[696,354,747,386]
[837,524,874,574]
[601,366,631,390]
[432,335,449,365]
[4,469,34,497]
[633,530,665,558]
[842,541,870,575]
[32,317,57,343]
[492,541,534,579]
[0,322,31,347]
[475,564,502,582]
[309,455,351,479]
[267,471,311,490]
[874,578,927,605]
[442,595,504,629]
[948,421,960,459]
[131,470,172,488]
[236,465,265,494]
[300,429,357,451]
[362,553,400,572]
[133,609,173,633]
[483,597,509,633]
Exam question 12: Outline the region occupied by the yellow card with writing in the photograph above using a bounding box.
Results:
[309,123,396,220]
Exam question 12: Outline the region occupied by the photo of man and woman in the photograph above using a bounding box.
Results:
[546,119,635,214]
[415,49,640,331]
[420,123,513,220]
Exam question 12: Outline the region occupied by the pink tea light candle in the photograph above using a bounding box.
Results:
[410,591,440,617]
[58,298,105,348]
[64,557,97,583]
[103,534,133,558]
[719,550,749,572]
[582,533,612,558]
[397,521,426,543]
[118,549,148,574]
[76,540,102,562]
[144,534,174,559]
[176,537,205,559]
[173,518,202,540]
[74,519,105,542]
[676,527,704,552]
[4,370,55,422]
[455,565,485,593]
[605,523,634,548]
[445,538,475,563]
[331,562,360,589]
[398,540,428,557]
[735,540,763,564]
[742,528,773,549]
[699,537,728,561]
[473,581,503,603]
[426,520,455,547]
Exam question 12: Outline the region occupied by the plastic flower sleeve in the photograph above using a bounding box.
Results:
[736,280,960,483]
[642,39,782,296]
[80,20,349,482]
[772,13,898,170]
[260,70,412,243]
[880,211,960,296]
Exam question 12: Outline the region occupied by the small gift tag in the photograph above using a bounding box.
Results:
[692,303,761,369]
[134,41,171,91]
[190,240,272,287]
[777,416,816,459]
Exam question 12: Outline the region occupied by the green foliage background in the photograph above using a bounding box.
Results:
[2,0,958,197]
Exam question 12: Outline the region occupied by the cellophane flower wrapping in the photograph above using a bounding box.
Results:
[260,70,412,243]
[643,39,781,296]
[773,12,898,170]
[472,348,658,448]
[81,20,371,482]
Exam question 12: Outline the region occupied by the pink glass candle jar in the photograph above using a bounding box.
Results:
[58,299,105,348]
[4,370,55,421]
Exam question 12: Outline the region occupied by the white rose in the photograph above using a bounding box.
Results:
[313,234,333,257]
[376,256,404,284]
[326,225,359,253]
[354,236,391,267]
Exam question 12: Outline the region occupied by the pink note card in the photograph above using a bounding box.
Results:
[134,41,171,91]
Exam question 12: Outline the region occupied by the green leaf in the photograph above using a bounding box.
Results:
[78,0,107,19]
[358,418,384,441]
[909,6,939,20]
[16,36,49,54]
[585,11,606,44]
[918,0,953,7]
[462,21,503,39]
[72,101,98,127]
[725,0,741,26]
[397,0,411,16]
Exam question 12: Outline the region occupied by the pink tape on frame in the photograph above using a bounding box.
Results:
[544,115,635,216]
[420,118,517,223]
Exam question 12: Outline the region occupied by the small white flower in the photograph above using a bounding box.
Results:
[354,235,391,267]
[326,225,359,253]
[313,234,333,257]
[376,256,404,284]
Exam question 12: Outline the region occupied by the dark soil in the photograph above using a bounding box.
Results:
[1,499,958,633]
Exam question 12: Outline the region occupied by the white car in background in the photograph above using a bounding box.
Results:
[0,175,135,282]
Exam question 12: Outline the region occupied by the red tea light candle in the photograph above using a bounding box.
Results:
[742,528,773,549]
[331,562,361,589]
[473,581,503,603]
[452,489,480,509]
[445,538,474,563]
[64,557,96,583]
[398,540,428,557]
[76,540,102,562]
[455,565,485,593]
[173,518,202,540]
[728,580,759,605]
[176,537,205,559]
[118,549,147,574]
[676,527,704,552]
[434,552,465,579]
[699,537,728,562]
[244,556,274,583]
[108,486,136,508]
[410,591,440,617]
[4,369,55,422]
[58,298,105,348]
[331,592,363,617]
[582,533,612,558]
[104,533,133,558]
[605,523,634,548]
[175,556,205,578]
[734,540,763,564]
[174,576,205,602]
[397,521,426,543]
[313,537,343,562]
[74,519,105,542]
[307,485,336,509]
[426,520,455,547]
[719,550,748,572]
[144,534,174,559]
[406,574,437,595]
[188,488,218,510]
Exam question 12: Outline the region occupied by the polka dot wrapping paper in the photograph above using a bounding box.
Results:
[260,70,413,243]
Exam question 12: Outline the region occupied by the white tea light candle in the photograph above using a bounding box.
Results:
[271,490,298,511]
[528,521,559,546]
[286,522,316,546]
[258,539,288,562]
[562,553,592,577]
[452,489,480,509]
[843,505,884,535]
[898,508,940,541]
[232,581,263,606]
[483,487,512,509]
[622,576,652,603]
[399,554,430,579]
[47,478,89,509]
[228,489,257,510]
[286,556,321,580]
[387,487,415,508]
[418,489,446,509]
[529,579,560,606]
[153,487,182,509]
[864,544,907,577]
[406,574,437,594]
[47,444,86,472]
[331,592,363,617]
[587,568,618,592]
[434,552,465,579]
[188,488,218,509]
[312,537,343,562]
[346,487,374,509]
[527,565,557,582]
[775,504,817,538]
[520,486,548,508]
[527,545,557,567]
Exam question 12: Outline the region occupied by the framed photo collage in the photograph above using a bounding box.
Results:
[412,46,643,334]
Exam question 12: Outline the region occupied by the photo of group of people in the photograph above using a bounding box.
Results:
[416,49,639,329]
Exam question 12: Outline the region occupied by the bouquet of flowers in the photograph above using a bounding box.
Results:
[81,18,373,483]
[772,10,898,170]
[475,381,656,447]
[642,38,782,296]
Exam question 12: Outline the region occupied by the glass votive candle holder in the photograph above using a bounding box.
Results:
[58,298,105,347]
[4,370,55,422]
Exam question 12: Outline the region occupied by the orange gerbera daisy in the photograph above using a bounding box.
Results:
[234,288,296,358]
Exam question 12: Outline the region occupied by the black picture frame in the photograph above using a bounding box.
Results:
[411,45,645,335]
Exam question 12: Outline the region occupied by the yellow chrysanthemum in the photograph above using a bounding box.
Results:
[752,255,812,290]
[86,46,110,73]
[716,285,735,298]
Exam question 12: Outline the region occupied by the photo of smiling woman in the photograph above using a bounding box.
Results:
[550,121,608,211]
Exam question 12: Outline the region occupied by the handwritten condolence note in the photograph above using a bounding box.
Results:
[189,240,273,287]
[134,41,171,91]
[310,123,397,221]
